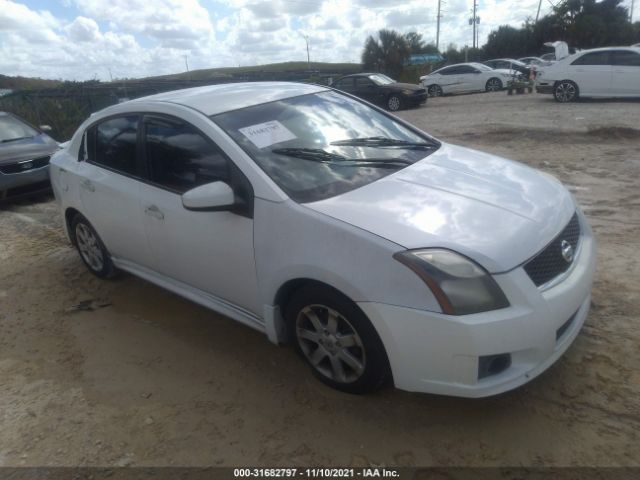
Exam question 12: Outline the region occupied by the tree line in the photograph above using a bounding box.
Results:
[363,0,640,77]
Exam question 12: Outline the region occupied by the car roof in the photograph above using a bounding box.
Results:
[575,46,640,53]
[127,81,328,116]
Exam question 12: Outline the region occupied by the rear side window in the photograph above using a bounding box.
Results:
[144,117,230,193]
[89,116,140,176]
[355,77,373,88]
[571,51,610,66]
[611,50,640,66]
[334,78,354,89]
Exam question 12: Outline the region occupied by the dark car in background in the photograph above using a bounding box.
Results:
[331,73,427,111]
[0,112,59,202]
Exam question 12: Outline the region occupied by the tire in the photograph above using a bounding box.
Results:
[427,84,443,97]
[485,77,503,92]
[554,80,579,103]
[285,285,390,394]
[71,214,117,279]
[386,94,402,111]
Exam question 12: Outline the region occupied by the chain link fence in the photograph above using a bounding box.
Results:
[0,68,356,142]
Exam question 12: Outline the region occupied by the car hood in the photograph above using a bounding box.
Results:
[0,134,59,165]
[305,143,575,273]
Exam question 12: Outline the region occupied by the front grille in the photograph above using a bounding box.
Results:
[414,89,427,95]
[524,213,581,287]
[0,155,50,174]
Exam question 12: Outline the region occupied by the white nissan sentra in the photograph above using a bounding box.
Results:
[50,82,596,397]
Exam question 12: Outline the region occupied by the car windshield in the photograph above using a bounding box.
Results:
[0,114,38,143]
[368,74,395,85]
[212,91,438,203]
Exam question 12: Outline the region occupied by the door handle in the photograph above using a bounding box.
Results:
[144,205,165,220]
[80,179,95,192]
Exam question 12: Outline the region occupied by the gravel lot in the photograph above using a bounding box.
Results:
[0,92,639,467]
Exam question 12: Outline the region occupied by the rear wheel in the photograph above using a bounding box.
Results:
[286,285,390,394]
[554,80,579,103]
[485,78,503,92]
[386,94,402,111]
[427,84,443,97]
[71,214,117,278]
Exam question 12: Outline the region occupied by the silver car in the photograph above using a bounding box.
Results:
[0,112,59,201]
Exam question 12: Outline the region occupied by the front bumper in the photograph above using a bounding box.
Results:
[0,165,51,202]
[359,214,597,397]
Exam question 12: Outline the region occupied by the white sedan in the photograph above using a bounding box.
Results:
[50,82,596,397]
[536,46,640,102]
[420,62,520,96]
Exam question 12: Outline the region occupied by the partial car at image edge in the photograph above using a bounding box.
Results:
[50,82,596,398]
[536,46,640,102]
[0,112,60,202]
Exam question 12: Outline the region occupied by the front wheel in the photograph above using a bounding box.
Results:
[386,94,402,111]
[427,84,443,97]
[554,80,579,103]
[286,285,390,394]
[71,214,117,278]
[485,78,503,92]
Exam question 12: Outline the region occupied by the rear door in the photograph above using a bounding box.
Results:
[76,115,153,266]
[569,51,612,96]
[611,50,640,96]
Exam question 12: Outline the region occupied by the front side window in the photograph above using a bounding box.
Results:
[90,116,139,176]
[212,91,439,203]
[611,50,640,66]
[572,51,610,66]
[144,117,229,193]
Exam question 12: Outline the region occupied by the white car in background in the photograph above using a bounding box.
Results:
[50,82,595,397]
[420,63,520,97]
[536,46,640,102]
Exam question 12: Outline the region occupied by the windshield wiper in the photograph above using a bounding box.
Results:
[271,147,412,169]
[330,136,436,149]
[1,136,33,143]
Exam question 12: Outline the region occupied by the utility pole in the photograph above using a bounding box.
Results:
[436,0,442,51]
[301,34,310,70]
[631,0,635,22]
[535,0,543,23]
[469,0,480,49]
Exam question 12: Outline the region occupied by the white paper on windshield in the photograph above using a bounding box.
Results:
[239,120,296,149]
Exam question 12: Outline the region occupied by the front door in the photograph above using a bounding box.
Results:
[137,115,261,315]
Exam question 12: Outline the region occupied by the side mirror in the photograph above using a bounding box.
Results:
[182,181,235,211]
[40,125,52,132]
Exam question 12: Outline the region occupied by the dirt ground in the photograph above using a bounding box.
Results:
[0,92,639,467]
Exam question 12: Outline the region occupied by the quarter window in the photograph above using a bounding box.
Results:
[144,117,230,193]
[90,116,140,176]
[571,51,610,66]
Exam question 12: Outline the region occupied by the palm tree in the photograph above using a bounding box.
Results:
[361,29,410,78]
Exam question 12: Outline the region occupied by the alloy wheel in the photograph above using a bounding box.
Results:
[486,78,502,92]
[555,82,576,102]
[75,223,104,272]
[295,304,366,384]
[387,95,401,111]
[428,85,442,97]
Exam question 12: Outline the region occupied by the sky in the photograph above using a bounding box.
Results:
[0,0,636,81]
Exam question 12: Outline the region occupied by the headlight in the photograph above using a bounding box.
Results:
[393,249,509,315]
